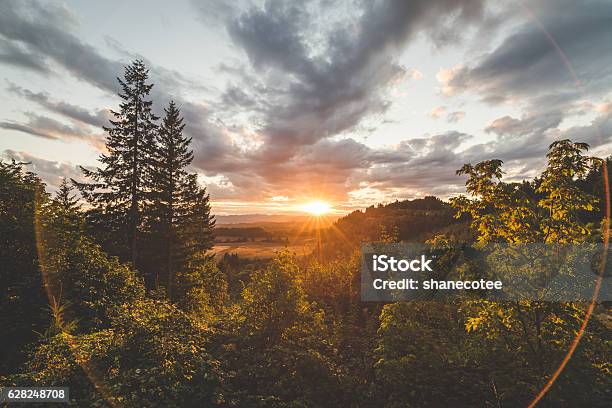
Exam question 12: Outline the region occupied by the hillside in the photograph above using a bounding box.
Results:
[320,196,471,256]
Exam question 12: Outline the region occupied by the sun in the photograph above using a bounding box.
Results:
[301,200,332,216]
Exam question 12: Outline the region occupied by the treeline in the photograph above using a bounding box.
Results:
[1,159,227,404]
[215,226,289,243]
[216,227,271,238]
[320,195,470,257]
[1,59,219,378]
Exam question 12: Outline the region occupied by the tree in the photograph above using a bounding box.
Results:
[74,60,158,269]
[0,160,49,374]
[38,236,146,333]
[146,101,214,298]
[374,140,608,407]
[447,139,608,405]
[55,178,81,213]
[376,301,495,407]
[48,178,83,238]
[219,252,344,407]
[537,140,599,242]
[19,298,225,407]
[174,255,228,318]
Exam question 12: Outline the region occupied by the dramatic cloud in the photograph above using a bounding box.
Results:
[223,0,489,161]
[0,0,239,178]
[0,37,49,73]
[438,0,612,103]
[435,0,612,182]
[0,112,104,148]
[187,0,502,202]
[0,0,610,211]
[484,109,562,137]
[7,83,112,128]
[365,112,612,198]
[0,0,122,92]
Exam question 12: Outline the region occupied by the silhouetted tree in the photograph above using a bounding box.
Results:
[147,101,214,298]
[74,60,158,268]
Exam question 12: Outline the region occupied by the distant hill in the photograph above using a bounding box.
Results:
[215,213,340,225]
[212,197,473,260]
[320,196,472,256]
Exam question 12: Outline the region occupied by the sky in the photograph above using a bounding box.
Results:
[0,0,611,215]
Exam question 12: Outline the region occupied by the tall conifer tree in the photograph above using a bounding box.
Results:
[55,178,81,213]
[148,101,214,299]
[75,60,158,267]
[49,178,83,236]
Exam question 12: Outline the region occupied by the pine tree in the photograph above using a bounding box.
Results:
[148,101,214,299]
[49,178,83,236]
[55,178,81,213]
[74,60,158,268]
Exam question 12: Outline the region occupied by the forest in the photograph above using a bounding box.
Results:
[1,60,610,407]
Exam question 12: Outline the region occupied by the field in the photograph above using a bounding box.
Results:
[212,241,316,259]
[210,216,337,259]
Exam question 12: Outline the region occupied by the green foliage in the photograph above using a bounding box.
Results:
[0,160,49,374]
[376,302,494,407]
[21,300,225,407]
[298,253,381,406]
[40,236,146,333]
[322,196,462,256]
[447,140,608,404]
[175,255,228,318]
[3,132,609,407]
[538,140,599,242]
[219,252,345,407]
[450,140,599,244]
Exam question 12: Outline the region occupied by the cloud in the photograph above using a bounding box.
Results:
[190,0,253,27]
[365,132,474,192]
[428,106,447,119]
[222,0,489,162]
[0,0,122,92]
[0,1,237,175]
[0,112,104,148]
[446,111,466,123]
[437,0,612,103]
[362,108,612,198]
[1,0,609,208]
[186,0,497,200]
[2,149,84,190]
[0,37,49,73]
[595,102,612,114]
[7,83,112,128]
[408,68,423,80]
[0,121,55,140]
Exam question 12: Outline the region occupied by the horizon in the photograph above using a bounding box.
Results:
[1,0,611,216]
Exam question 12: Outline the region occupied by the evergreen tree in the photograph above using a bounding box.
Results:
[74,60,158,268]
[51,178,82,234]
[147,101,214,299]
[55,178,80,212]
